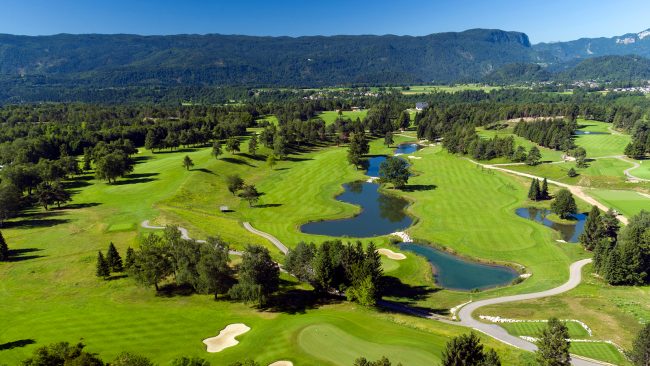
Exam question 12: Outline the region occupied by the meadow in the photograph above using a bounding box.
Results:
[316,110,369,125]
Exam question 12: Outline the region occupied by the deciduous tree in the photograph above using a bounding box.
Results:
[551,189,577,219]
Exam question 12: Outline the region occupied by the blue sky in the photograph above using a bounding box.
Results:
[2,0,650,43]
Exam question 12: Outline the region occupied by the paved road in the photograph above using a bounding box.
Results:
[141,220,242,255]
[243,222,289,254]
[456,259,601,366]
[470,159,629,225]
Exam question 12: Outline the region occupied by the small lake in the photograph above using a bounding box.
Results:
[515,207,586,242]
[300,182,412,237]
[398,242,520,291]
[366,143,420,177]
[574,130,609,135]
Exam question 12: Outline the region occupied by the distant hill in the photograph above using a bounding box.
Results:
[0,29,534,87]
[559,55,650,82]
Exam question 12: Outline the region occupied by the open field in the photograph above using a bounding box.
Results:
[477,127,565,162]
[400,84,501,94]
[316,110,369,125]
[588,189,650,217]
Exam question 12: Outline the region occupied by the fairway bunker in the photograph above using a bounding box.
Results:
[377,248,406,260]
[268,362,293,366]
[202,323,251,353]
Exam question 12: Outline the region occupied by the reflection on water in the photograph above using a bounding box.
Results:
[574,130,609,135]
[515,207,586,242]
[398,242,519,291]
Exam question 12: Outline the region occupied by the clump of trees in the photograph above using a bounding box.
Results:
[629,322,650,366]
[347,132,370,169]
[228,245,279,306]
[592,210,650,285]
[378,157,410,189]
[354,356,400,366]
[96,242,124,279]
[441,332,501,366]
[527,178,549,201]
[284,240,383,306]
[550,189,577,219]
[513,118,576,152]
[536,318,571,366]
[625,120,650,159]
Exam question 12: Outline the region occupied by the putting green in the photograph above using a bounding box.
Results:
[297,324,438,365]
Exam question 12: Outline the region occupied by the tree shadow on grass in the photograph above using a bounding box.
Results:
[0,339,35,350]
[133,155,153,164]
[62,202,101,210]
[255,203,282,208]
[155,283,195,297]
[2,211,69,229]
[6,248,45,262]
[106,274,129,281]
[238,153,266,162]
[221,157,255,167]
[63,179,93,190]
[194,168,216,175]
[400,184,437,192]
[381,276,440,301]
[264,289,342,314]
[283,156,313,162]
[112,172,159,186]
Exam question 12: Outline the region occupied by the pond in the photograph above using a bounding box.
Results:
[366,143,421,177]
[574,130,610,135]
[515,207,587,242]
[300,181,412,237]
[398,242,520,291]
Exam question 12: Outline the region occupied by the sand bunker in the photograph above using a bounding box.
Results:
[408,155,422,159]
[202,323,251,353]
[268,362,293,366]
[377,248,406,260]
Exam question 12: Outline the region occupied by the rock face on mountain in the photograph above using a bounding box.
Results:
[533,29,650,62]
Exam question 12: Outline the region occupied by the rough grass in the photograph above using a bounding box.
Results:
[499,321,590,338]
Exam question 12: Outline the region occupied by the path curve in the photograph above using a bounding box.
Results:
[141,220,242,255]
[243,222,288,254]
[470,159,629,225]
[616,156,650,182]
[456,259,599,365]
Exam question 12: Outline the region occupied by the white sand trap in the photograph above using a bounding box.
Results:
[269,362,293,366]
[408,155,422,159]
[391,231,412,242]
[377,248,406,260]
[203,323,251,353]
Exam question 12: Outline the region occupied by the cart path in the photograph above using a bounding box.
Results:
[141,220,242,255]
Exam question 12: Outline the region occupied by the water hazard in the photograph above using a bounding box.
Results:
[515,207,586,242]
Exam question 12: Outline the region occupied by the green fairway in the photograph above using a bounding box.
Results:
[317,110,369,125]
[574,120,631,157]
[588,189,650,217]
[628,160,650,179]
[570,342,629,365]
[499,321,590,339]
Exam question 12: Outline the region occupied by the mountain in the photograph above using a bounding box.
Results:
[559,55,650,81]
[533,29,650,63]
[0,29,534,88]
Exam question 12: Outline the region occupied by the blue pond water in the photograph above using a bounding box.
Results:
[398,242,520,291]
[515,207,587,242]
[366,143,420,177]
[574,130,609,135]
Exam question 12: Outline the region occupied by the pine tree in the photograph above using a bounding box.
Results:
[541,178,549,199]
[0,231,9,261]
[528,179,541,201]
[579,206,602,251]
[629,323,650,366]
[106,242,124,272]
[96,251,110,278]
[536,318,571,366]
[124,247,136,270]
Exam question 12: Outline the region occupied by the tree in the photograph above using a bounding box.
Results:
[398,110,410,130]
[35,182,56,210]
[96,251,110,278]
[629,323,650,366]
[22,342,104,366]
[248,135,258,156]
[51,181,71,208]
[129,233,173,291]
[573,147,588,168]
[284,242,316,282]
[240,184,261,207]
[541,178,549,199]
[183,155,194,170]
[226,175,244,196]
[273,133,288,159]
[441,332,486,366]
[0,184,23,225]
[579,206,602,251]
[528,178,541,201]
[354,356,395,366]
[0,231,9,261]
[526,146,542,166]
[567,167,578,177]
[124,247,136,270]
[228,245,279,306]
[212,141,223,159]
[196,238,233,299]
[482,348,501,366]
[536,318,571,366]
[112,352,154,366]
[106,242,124,272]
[95,152,134,184]
[511,145,527,162]
[346,275,377,306]
[384,131,394,147]
[226,137,241,155]
[378,157,410,188]
[267,154,277,170]
[551,189,577,219]
[348,132,369,169]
